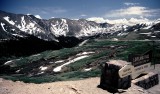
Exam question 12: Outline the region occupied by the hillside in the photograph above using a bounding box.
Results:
[0,11,160,93]
[1,10,160,58]
[0,39,160,83]
[0,64,160,94]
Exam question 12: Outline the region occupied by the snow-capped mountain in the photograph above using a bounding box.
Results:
[0,10,56,41]
[0,10,132,41]
[87,17,154,26]
[0,10,160,41]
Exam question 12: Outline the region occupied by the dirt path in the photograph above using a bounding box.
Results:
[0,65,160,94]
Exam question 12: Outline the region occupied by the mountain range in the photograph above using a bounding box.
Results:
[0,10,160,84]
[0,10,160,41]
[0,10,160,57]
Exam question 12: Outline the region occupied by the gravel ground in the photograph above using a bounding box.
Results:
[0,64,160,94]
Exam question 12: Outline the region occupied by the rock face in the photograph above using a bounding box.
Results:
[99,60,131,92]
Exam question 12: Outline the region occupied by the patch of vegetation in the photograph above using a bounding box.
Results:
[116,41,152,61]
[0,69,101,83]
[59,69,101,81]
[14,47,82,67]
[1,39,159,84]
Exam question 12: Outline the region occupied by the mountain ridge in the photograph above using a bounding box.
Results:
[0,10,132,40]
[1,10,160,41]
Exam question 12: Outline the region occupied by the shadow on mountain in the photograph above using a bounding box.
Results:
[0,35,82,58]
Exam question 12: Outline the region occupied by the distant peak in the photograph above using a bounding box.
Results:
[34,15,42,19]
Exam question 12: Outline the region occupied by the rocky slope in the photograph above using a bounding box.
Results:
[0,64,160,94]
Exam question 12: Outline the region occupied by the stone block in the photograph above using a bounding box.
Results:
[132,72,159,89]
[99,60,131,91]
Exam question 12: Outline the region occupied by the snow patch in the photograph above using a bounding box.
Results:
[4,59,20,65]
[39,66,48,71]
[1,23,7,32]
[50,19,69,37]
[143,25,152,29]
[54,39,59,42]
[32,54,41,57]
[12,34,24,37]
[34,15,42,19]
[53,55,89,72]
[21,16,26,30]
[79,40,88,46]
[154,31,160,33]
[3,16,15,25]
[15,17,44,35]
[76,52,95,56]
[134,29,138,32]
[76,24,103,37]
[117,33,128,36]
[38,36,42,39]
[28,23,35,27]
[0,39,8,41]
[112,38,119,41]
[110,46,115,48]
[55,60,64,64]
[4,60,13,65]
[16,69,20,73]
[139,32,152,35]
[37,72,44,75]
[84,68,92,71]
[151,36,156,38]
[11,29,15,31]
[49,62,54,64]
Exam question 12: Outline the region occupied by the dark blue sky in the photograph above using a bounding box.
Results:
[0,0,160,19]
